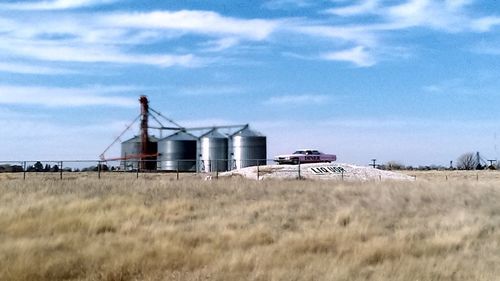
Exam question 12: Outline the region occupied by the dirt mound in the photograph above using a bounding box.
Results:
[221,163,414,181]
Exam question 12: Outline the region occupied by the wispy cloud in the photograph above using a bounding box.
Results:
[201,37,241,52]
[101,10,280,41]
[325,0,379,17]
[325,0,487,33]
[383,0,468,31]
[0,84,137,107]
[0,0,117,10]
[177,85,245,96]
[0,62,77,75]
[422,77,496,96]
[264,94,330,106]
[290,24,378,47]
[0,9,278,68]
[471,16,500,32]
[0,0,499,71]
[0,38,199,67]
[322,46,376,67]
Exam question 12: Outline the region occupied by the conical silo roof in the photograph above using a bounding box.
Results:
[160,131,197,141]
[122,135,159,143]
[232,127,264,137]
[200,129,227,139]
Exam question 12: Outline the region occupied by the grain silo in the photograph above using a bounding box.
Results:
[231,126,267,169]
[120,136,158,170]
[158,131,197,172]
[200,129,228,172]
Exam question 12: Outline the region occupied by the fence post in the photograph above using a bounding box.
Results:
[257,162,260,180]
[476,173,479,181]
[136,160,139,179]
[23,161,26,180]
[298,159,301,180]
[176,160,179,180]
[215,160,219,180]
[60,161,63,180]
[341,170,344,181]
[98,161,101,179]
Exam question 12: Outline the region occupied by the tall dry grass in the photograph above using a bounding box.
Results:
[0,176,499,281]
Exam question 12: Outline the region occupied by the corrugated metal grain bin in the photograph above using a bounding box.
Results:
[120,136,158,170]
[200,129,228,172]
[158,131,197,172]
[231,127,267,169]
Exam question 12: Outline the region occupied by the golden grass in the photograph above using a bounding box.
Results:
[1,175,499,281]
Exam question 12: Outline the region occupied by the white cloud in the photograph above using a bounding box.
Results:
[0,62,77,75]
[0,10,279,68]
[445,0,474,10]
[325,0,379,17]
[471,16,500,32]
[385,0,454,30]
[177,86,245,96]
[0,38,198,67]
[291,24,378,46]
[264,94,330,106]
[0,84,137,107]
[322,46,376,67]
[0,1,497,71]
[101,10,280,41]
[0,0,117,10]
[325,0,479,32]
[202,37,241,52]
[422,77,494,96]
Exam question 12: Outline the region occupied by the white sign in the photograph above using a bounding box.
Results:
[309,166,346,175]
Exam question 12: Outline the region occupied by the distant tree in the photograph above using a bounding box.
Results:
[98,164,109,171]
[429,164,447,171]
[386,161,404,170]
[33,161,44,172]
[417,165,431,171]
[457,152,478,170]
[51,165,59,172]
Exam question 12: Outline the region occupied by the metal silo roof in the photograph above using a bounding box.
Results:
[232,127,264,137]
[200,129,227,139]
[159,131,197,141]
[122,135,159,143]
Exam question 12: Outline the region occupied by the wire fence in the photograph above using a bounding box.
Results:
[0,159,318,180]
[1,159,496,181]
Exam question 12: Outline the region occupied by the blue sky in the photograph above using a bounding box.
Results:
[1,0,500,166]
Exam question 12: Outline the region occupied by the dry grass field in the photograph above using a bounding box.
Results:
[1,173,500,281]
